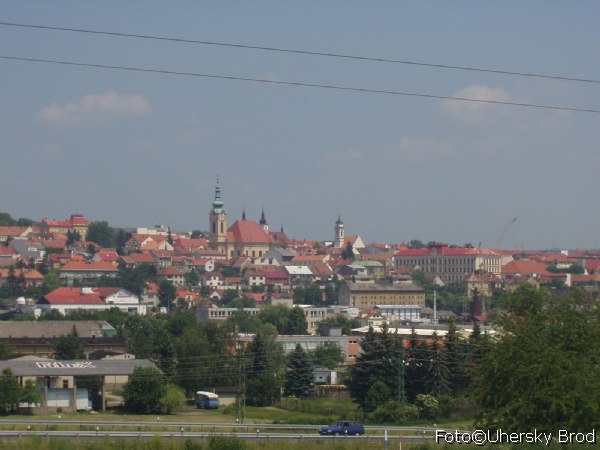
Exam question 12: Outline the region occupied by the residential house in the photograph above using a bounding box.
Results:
[285,265,314,286]
[8,238,45,264]
[94,287,147,315]
[37,287,146,315]
[59,261,119,286]
[157,267,185,286]
[0,268,44,287]
[0,246,18,267]
[202,271,224,289]
[338,281,426,310]
[0,226,34,243]
[244,270,266,287]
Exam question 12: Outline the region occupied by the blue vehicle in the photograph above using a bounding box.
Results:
[195,391,219,409]
[319,420,365,436]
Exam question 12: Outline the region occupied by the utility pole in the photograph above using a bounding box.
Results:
[235,326,246,424]
[397,337,405,404]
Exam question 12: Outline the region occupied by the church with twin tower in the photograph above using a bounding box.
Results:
[208,178,278,259]
[208,178,349,257]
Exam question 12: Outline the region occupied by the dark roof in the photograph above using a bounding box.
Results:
[0,359,158,376]
[0,321,114,339]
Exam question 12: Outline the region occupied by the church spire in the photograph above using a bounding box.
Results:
[211,176,225,213]
[259,207,268,231]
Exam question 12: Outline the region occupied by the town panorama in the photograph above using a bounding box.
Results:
[0,180,599,439]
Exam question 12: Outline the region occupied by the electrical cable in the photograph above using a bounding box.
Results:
[2,55,599,114]
[1,21,599,85]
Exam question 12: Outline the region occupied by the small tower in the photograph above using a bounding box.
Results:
[208,177,228,252]
[334,215,345,248]
[259,207,268,232]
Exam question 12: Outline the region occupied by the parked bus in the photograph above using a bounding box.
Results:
[195,391,219,409]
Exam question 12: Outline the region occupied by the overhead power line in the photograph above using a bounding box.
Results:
[1,21,599,85]
[2,55,600,114]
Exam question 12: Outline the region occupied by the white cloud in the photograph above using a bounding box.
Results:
[441,85,511,122]
[39,90,152,125]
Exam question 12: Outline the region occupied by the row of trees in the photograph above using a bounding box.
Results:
[344,285,600,431]
[345,319,489,419]
[0,369,40,413]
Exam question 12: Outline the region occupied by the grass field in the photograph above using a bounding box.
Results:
[0,397,478,449]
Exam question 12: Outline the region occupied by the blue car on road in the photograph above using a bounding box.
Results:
[319,420,365,436]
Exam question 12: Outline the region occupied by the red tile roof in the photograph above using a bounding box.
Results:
[0,226,30,237]
[0,268,44,280]
[159,267,184,276]
[395,245,500,257]
[585,260,600,274]
[227,220,274,244]
[41,287,105,305]
[501,259,549,276]
[95,251,119,262]
[61,261,119,272]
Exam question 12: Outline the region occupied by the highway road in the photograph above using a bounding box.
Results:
[0,419,444,443]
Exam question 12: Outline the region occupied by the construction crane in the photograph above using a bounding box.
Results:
[478,217,517,249]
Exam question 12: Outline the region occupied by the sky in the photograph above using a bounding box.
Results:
[1,2,599,250]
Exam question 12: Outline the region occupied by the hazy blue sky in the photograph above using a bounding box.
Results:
[2,2,599,249]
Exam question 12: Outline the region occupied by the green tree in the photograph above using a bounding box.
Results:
[118,264,156,297]
[42,268,61,294]
[0,212,17,226]
[404,328,428,401]
[160,383,186,413]
[444,317,469,395]
[158,280,176,310]
[415,394,440,420]
[184,268,199,287]
[39,309,64,321]
[245,326,284,406]
[424,332,450,396]
[53,326,84,359]
[364,379,392,412]
[0,369,21,413]
[347,324,400,409]
[66,229,81,245]
[114,228,132,255]
[302,285,324,306]
[174,324,212,398]
[341,242,355,260]
[227,309,262,333]
[324,283,338,304]
[0,343,15,359]
[286,306,308,334]
[122,315,175,375]
[122,366,166,413]
[258,304,290,334]
[408,239,425,249]
[283,344,313,397]
[317,315,360,335]
[368,400,420,424]
[167,310,197,337]
[16,217,33,226]
[472,285,600,432]
[19,379,41,407]
[87,221,116,248]
[308,341,344,369]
